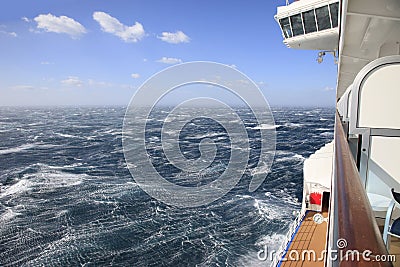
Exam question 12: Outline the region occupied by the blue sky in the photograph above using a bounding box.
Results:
[0,0,337,107]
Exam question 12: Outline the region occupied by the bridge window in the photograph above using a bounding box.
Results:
[302,10,317,34]
[290,14,304,36]
[315,6,331,31]
[279,17,292,38]
[330,2,339,28]
[278,2,339,39]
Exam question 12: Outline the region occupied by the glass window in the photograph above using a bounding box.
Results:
[279,17,292,38]
[330,2,339,28]
[316,6,331,31]
[302,10,317,34]
[290,14,304,36]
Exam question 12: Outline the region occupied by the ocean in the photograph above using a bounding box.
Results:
[0,106,334,266]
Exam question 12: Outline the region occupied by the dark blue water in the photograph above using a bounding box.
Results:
[0,106,334,266]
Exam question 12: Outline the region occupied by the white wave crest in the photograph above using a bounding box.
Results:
[0,208,20,223]
[1,166,87,198]
[0,179,33,197]
[0,143,37,155]
[251,124,280,130]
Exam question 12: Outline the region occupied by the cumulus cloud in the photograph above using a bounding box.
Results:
[34,13,86,39]
[21,17,31,23]
[131,73,140,79]
[93,11,145,43]
[61,76,84,87]
[158,31,190,44]
[156,57,182,64]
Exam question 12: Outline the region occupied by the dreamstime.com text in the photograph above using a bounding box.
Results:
[258,239,396,263]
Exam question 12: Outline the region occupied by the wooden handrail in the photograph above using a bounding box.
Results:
[331,112,392,266]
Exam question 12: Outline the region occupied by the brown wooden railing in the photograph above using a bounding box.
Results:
[331,113,392,266]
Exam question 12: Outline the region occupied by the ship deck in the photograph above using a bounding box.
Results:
[390,239,400,266]
[279,210,328,267]
[279,212,400,266]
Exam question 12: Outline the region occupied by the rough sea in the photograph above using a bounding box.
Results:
[0,106,334,266]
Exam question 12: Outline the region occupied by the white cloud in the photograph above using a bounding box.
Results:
[40,61,53,65]
[156,57,182,64]
[0,25,17,37]
[61,76,84,87]
[21,17,31,23]
[11,85,35,90]
[158,31,190,44]
[10,85,49,91]
[59,76,134,90]
[87,79,114,88]
[120,84,136,90]
[93,11,145,43]
[0,30,17,37]
[131,73,140,79]
[323,86,334,91]
[237,79,250,85]
[34,13,86,39]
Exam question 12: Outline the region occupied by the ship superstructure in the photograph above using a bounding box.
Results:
[273,0,400,266]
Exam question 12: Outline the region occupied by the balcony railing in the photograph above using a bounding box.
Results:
[329,112,392,266]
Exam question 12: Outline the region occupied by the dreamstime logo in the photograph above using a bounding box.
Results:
[122,62,276,207]
[336,238,347,249]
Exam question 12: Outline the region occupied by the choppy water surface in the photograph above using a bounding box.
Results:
[0,106,334,266]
